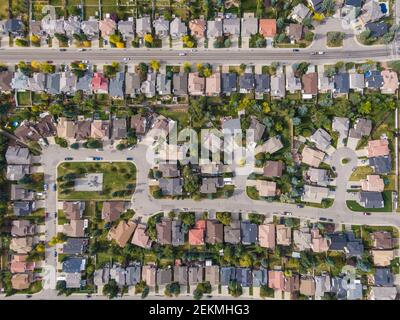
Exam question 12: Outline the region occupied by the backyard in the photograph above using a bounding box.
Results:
[57,161,136,200]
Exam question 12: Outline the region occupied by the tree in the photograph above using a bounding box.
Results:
[164,282,181,297]
[321,0,336,14]
[150,60,160,72]
[49,103,63,116]
[224,38,232,48]
[183,165,200,194]
[183,62,192,73]
[103,279,119,299]
[228,280,243,297]
[256,0,264,18]
[144,33,154,44]
[359,30,371,43]
[216,212,231,225]
[262,101,270,113]
[260,284,273,299]
[304,31,314,42]
[358,101,372,115]
[15,38,28,47]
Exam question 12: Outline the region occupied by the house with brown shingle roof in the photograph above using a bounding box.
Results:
[142,264,157,288]
[268,270,284,291]
[258,223,276,249]
[131,114,147,135]
[302,72,318,98]
[361,175,385,192]
[75,120,91,141]
[11,273,32,290]
[131,223,152,249]
[287,24,304,42]
[284,273,300,293]
[107,220,136,248]
[57,117,76,139]
[381,70,398,94]
[63,201,85,220]
[367,139,390,158]
[205,72,221,96]
[310,229,329,253]
[263,160,284,178]
[205,220,224,244]
[301,147,325,167]
[10,237,33,254]
[300,276,316,296]
[156,218,172,245]
[224,220,241,244]
[255,180,277,197]
[0,70,13,92]
[371,231,393,249]
[371,250,394,267]
[11,220,35,237]
[259,19,276,38]
[205,265,220,286]
[188,72,205,96]
[63,220,85,238]
[101,201,126,222]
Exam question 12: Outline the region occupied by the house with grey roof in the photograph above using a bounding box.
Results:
[159,178,183,196]
[153,17,170,38]
[136,17,151,37]
[46,73,61,95]
[224,220,241,244]
[10,184,33,201]
[370,286,398,300]
[333,73,350,95]
[306,168,329,186]
[81,18,99,38]
[6,146,31,165]
[64,16,81,37]
[173,73,188,95]
[221,73,237,95]
[314,274,331,298]
[156,73,172,95]
[41,17,65,36]
[365,70,384,89]
[94,266,110,287]
[13,201,34,217]
[65,273,82,289]
[62,238,88,255]
[126,265,141,286]
[349,72,365,92]
[236,268,252,287]
[252,267,268,287]
[28,73,46,92]
[332,117,350,140]
[140,72,156,98]
[62,257,86,273]
[110,265,126,287]
[157,268,172,286]
[76,72,93,94]
[240,221,257,245]
[5,18,25,36]
[222,117,241,133]
[310,128,332,152]
[318,65,334,93]
[112,118,127,140]
[285,66,302,93]
[239,73,255,93]
[241,16,258,37]
[170,17,187,40]
[109,72,125,99]
[188,266,203,285]
[118,19,135,40]
[125,73,141,97]
[369,156,392,174]
[174,266,188,286]
[255,74,270,96]
[7,165,30,181]
[358,191,384,208]
[223,18,240,36]
[11,71,29,91]
[291,3,311,23]
[220,267,235,286]
[271,69,286,98]
[249,117,266,142]
[207,19,223,39]
[60,71,77,94]
[172,220,185,246]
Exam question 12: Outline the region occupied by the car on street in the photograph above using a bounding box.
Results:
[45,212,49,218]
[54,251,57,257]
[293,49,300,52]
[52,184,57,191]
[332,166,336,171]
[363,212,371,216]
[44,184,48,191]
[297,204,304,208]
[26,295,32,298]
[64,157,73,160]
[54,212,57,218]
[320,217,327,221]
[59,49,66,51]
[178,52,186,56]
[94,157,103,160]
[284,211,292,216]
[78,48,86,52]
[126,157,133,160]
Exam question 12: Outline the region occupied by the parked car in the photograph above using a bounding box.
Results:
[52,184,57,191]
[64,157,73,160]
[363,212,371,216]
[284,211,293,216]
[332,166,336,171]
[178,52,186,56]
[45,212,49,218]
[296,204,304,208]
[44,184,48,191]
[54,212,57,218]
[320,217,327,221]
[126,157,133,160]
[59,48,66,51]
[54,251,57,257]
[293,49,300,52]
[94,157,103,160]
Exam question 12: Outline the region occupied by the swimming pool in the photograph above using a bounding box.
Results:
[380,3,388,14]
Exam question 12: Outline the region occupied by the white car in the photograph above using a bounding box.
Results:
[178,52,186,56]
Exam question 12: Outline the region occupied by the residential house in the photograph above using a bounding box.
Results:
[125,73,141,97]
[371,250,394,267]
[252,267,268,287]
[188,72,205,95]
[268,270,285,291]
[13,201,34,217]
[205,220,224,244]
[76,72,93,94]
[0,70,13,92]
[107,220,137,247]
[291,3,311,23]
[10,237,33,254]
[294,227,312,251]
[359,0,385,25]
[311,229,330,253]
[91,72,108,94]
[332,116,350,140]
[41,17,64,36]
[62,257,86,274]
[55,117,77,140]
[259,19,276,39]
[255,180,276,198]
[262,136,284,154]
[109,72,125,99]
[156,218,172,245]
[224,220,241,244]
[284,273,300,294]
[118,19,134,40]
[306,168,329,186]
[11,220,35,237]
[255,73,270,96]
[11,274,32,290]
[301,147,325,167]
[249,117,266,142]
[302,72,318,99]
[358,191,384,208]
[276,224,292,246]
[46,73,61,95]
[158,163,180,178]
[361,175,384,192]
[270,69,285,98]
[365,70,384,89]
[159,178,183,196]
[372,231,394,249]
[157,268,172,286]
[188,220,206,246]
[263,160,283,178]
[131,114,147,135]
[6,165,29,181]
[258,224,276,249]
[310,128,332,152]
[369,155,392,174]
[64,16,81,37]
[62,238,88,255]
[205,72,221,96]
[153,17,170,38]
[220,267,236,286]
[174,266,188,286]
[241,16,258,37]
[173,73,188,95]
[307,0,323,12]
[171,220,185,246]
[99,17,116,38]
[236,268,252,287]
[286,65,302,93]
[188,266,204,286]
[102,201,125,222]
[6,146,31,165]
[28,73,46,92]
[207,19,223,39]
[223,18,240,36]
[221,73,237,95]
[239,73,255,93]
[241,221,257,245]
[370,286,398,300]
[381,69,399,94]
[111,118,127,140]
[140,72,156,98]
[60,71,77,94]
[10,255,35,274]
[142,264,157,288]
[368,139,389,158]
[189,19,206,39]
[318,66,334,93]
[81,18,99,38]
[365,21,388,38]
[10,185,33,201]
[302,185,330,204]
[91,119,110,140]
[63,201,84,220]
[63,220,85,238]
[126,264,141,286]
[347,118,372,150]
[170,17,187,40]
[288,24,304,43]
[11,71,29,91]
[136,17,151,38]
[315,274,331,298]
[333,73,350,95]
[374,268,394,286]
[131,223,152,249]
[156,73,172,95]
[205,265,220,286]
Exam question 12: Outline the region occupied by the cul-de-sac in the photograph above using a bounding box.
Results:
[0,0,399,301]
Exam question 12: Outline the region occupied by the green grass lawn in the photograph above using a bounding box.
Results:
[349,166,374,181]
[16,92,31,106]
[57,161,136,200]
[346,191,393,212]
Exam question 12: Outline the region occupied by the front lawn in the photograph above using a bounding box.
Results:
[346,191,393,212]
[57,162,136,200]
[349,166,374,181]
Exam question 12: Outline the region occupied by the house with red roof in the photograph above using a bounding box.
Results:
[91,72,109,94]
[188,220,206,245]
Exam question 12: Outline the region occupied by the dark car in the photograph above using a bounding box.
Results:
[363,212,371,216]
[54,251,57,257]
[320,217,327,221]
[293,49,300,52]
[54,212,57,218]
[45,212,49,218]
[59,49,66,51]
[297,204,304,208]
[52,184,57,191]
[332,166,336,171]
[126,157,133,160]
[64,157,73,161]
